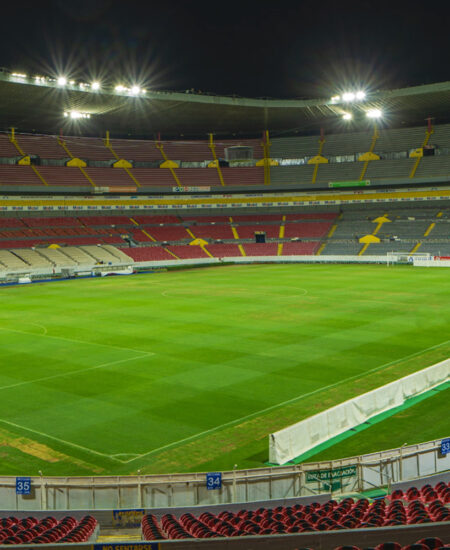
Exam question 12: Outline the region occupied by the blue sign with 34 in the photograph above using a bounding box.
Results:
[206,472,222,490]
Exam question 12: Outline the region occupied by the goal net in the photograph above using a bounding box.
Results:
[386,252,431,266]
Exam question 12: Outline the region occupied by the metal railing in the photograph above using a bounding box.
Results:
[0,438,447,511]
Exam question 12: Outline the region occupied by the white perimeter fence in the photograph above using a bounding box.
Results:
[0,438,448,511]
[2,254,450,281]
[269,360,450,465]
[2,253,450,282]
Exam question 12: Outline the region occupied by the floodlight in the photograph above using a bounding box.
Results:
[91,81,100,90]
[342,92,355,102]
[64,110,91,119]
[57,76,67,86]
[342,112,353,120]
[115,84,126,92]
[366,108,382,119]
[12,72,27,79]
[130,85,141,95]
[356,90,366,100]
[331,95,340,103]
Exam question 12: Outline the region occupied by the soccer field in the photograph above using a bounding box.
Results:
[0,263,448,476]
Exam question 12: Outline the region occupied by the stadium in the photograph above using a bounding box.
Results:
[0,37,449,550]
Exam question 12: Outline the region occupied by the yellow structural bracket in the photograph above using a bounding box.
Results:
[31,166,49,186]
[279,215,286,239]
[185,228,196,240]
[359,124,379,181]
[261,130,272,185]
[372,214,390,235]
[229,217,245,255]
[57,137,96,187]
[9,128,25,155]
[208,134,225,186]
[424,222,435,237]
[316,243,326,255]
[410,126,434,178]
[358,243,370,256]
[142,229,157,242]
[229,217,240,240]
[9,128,49,186]
[238,244,246,257]
[278,215,286,256]
[188,237,213,257]
[165,247,180,259]
[201,245,213,258]
[311,136,326,184]
[156,139,182,187]
[104,131,141,187]
[316,223,337,255]
[359,213,390,255]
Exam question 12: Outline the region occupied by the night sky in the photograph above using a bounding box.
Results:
[1,0,449,99]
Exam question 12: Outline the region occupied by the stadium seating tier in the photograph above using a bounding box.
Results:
[142,482,450,540]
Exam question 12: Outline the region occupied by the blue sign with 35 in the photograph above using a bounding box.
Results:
[16,477,31,495]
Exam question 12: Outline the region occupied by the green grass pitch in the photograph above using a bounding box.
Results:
[0,263,448,476]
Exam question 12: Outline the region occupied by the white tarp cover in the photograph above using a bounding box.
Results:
[269,359,450,465]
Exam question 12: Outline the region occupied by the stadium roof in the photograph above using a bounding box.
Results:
[1,69,449,138]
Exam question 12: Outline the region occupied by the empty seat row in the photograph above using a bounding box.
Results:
[1,132,263,162]
[0,246,133,269]
[142,495,450,540]
[3,126,449,163]
[334,540,449,550]
[0,515,97,545]
[389,481,450,503]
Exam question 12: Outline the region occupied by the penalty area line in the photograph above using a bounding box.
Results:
[0,353,156,464]
[0,353,154,393]
[0,418,125,463]
[0,324,153,355]
[124,337,450,464]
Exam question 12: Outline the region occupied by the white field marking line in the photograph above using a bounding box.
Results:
[111,453,141,459]
[124,337,450,464]
[0,324,153,355]
[0,352,154,464]
[0,418,123,463]
[0,320,49,335]
[0,353,154,393]
[26,322,48,335]
[354,298,428,307]
[161,287,308,298]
